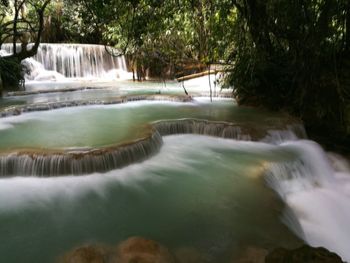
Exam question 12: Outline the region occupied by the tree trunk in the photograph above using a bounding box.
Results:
[0,73,3,97]
[346,6,350,51]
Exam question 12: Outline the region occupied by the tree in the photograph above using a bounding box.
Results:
[71,0,235,80]
[223,0,350,135]
[0,0,51,91]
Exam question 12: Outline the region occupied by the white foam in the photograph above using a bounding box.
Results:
[0,127,349,261]
[287,183,350,261]
[266,140,350,262]
[0,135,268,211]
[1,43,132,83]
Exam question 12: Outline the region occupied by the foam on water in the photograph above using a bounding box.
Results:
[0,79,349,261]
[0,165,159,212]
[1,43,132,82]
[265,140,350,262]
[0,135,305,263]
[0,135,275,211]
[0,131,349,261]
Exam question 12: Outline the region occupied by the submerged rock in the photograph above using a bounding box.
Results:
[265,245,345,263]
[59,237,176,263]
[59,245,108,263]
[115,236,176,263]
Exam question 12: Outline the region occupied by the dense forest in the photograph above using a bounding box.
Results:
[1,0,350,140]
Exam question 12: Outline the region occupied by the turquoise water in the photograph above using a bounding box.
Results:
[0,136,301,263]
[0,47,348,262]
[2,87,348,262]
[0,99,286,150]
[0,82,303,263]
[0,76,230,107]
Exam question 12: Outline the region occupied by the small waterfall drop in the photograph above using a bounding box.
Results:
[0,90,348,260]
[0,131,162,176]
[1,43,130,81]
[153,118,252,140]
[265,140,350,262]
[266,141,334,194]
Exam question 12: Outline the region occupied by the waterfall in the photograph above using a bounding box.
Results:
[0,118,249,177]
[0,103,348,260]
[153,119,307,142]
[264,140,350,262]
[0,131,162,176]
[266,141,334,193]
[153,118,252,140]
[0,113,305,177]
[1,43,129,80]
[261,124,307,144]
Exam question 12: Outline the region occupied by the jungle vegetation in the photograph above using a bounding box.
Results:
[0,0,350,137]
[0,0,50,89]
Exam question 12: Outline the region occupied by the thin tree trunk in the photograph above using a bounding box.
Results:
[208,64,212,102]
[346,6,350,51]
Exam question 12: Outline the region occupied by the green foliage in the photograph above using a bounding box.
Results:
[224,0,350,133]
[39,0,94,43]
[56,0,235,78]
[0,56,23,91]
[2,0,349,134]
[0,0,51,93]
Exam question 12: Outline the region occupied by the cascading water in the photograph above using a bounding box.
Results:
[264,140,350,262]
[0,86,349,262]
[0,98,306,177]
[0,43,130,81]
[0,131,162,176]
[0,135,304,263]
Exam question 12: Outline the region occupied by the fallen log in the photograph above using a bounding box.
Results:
[176,69,225,82]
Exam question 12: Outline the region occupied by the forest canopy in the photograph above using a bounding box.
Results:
[0,0,350,136]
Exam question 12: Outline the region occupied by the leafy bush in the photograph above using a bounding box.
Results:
[0,57,24,92]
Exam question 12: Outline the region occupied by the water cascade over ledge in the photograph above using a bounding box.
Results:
[0,130,162,176]
[1,43,129,81]
[0,118,305,176]
[0,95,307,177]
[0,92,349,262]
[263,140,350,261]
